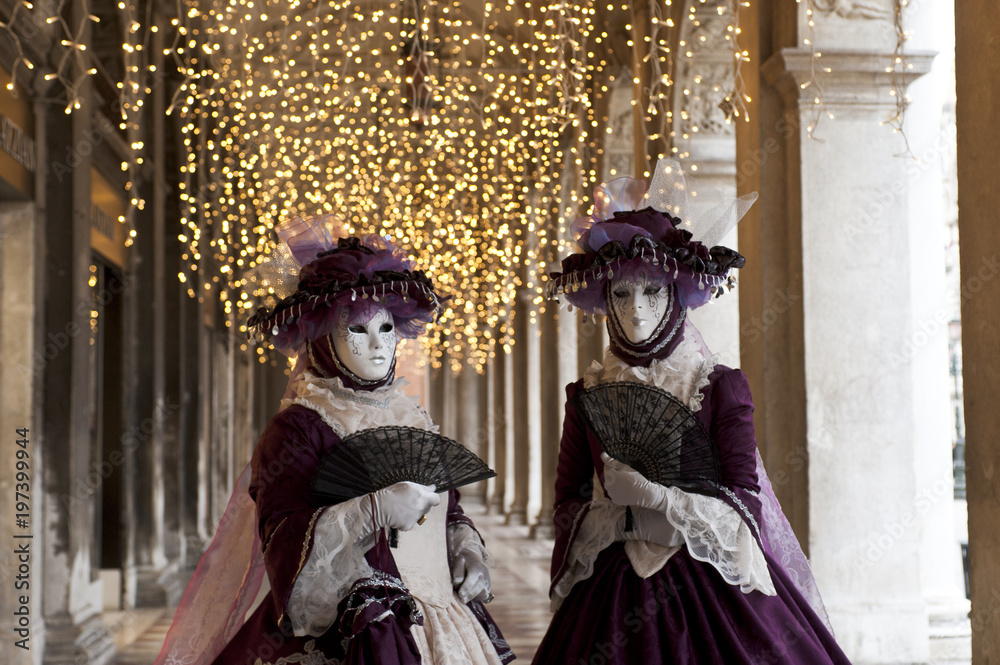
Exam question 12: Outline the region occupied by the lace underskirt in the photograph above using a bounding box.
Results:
[410,597,504,665]
[395,498,454,607]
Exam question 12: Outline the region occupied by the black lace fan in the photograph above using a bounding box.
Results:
[311,426,496,505]
[573,381,721,496]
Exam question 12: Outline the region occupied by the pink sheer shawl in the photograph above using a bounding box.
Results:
[153,462,266,665]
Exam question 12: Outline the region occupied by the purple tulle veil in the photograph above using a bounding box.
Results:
[755,451,834,634]
[671,319,835,634]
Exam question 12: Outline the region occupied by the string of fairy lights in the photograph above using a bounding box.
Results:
[168,0,763,370]
[0,0,163,246]
[883,0,914,152]
[798,0,912,143]
[5,0,916,370]
[2,0,914,371]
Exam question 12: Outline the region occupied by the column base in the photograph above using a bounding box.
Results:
[504,508,528,526]
[486,494,505,516]
[181,531,209,568]
[127,562,186,608]
[42,612,114,665]
[459,481,488,508]
[927,598,971,665]
[529,509,555,540]
[827,601,929,664]
[157,562,190,608]
[162,527,183,562]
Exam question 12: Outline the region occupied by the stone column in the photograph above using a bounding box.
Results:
[0,202,42,665]
[455,367,488,506]
[39,52,114,663]
[501,335,516,516]
[738,2,941,661]
[575,310,606,372]
[955,1,1000,661]
[485,347,508,515]
[151,17,185,576]
[440,360,458,439]
[674,0,741,366]
[427,364,446,427]
[508,287,541,526]
[530,303,561,539]
[178,234,205,567]
[902,1,971,660]
[123,175,170,608]
[739,2,937,657]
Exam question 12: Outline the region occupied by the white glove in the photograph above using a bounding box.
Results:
[617,506,684,548]
[450,551,492,604]
[369,482,441,532]
[602,453,669,512]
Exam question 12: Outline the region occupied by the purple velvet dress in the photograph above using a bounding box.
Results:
[531,367,851,665]
[212,404,513,665]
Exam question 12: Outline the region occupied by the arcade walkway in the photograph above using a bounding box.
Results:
[106,507,554,665]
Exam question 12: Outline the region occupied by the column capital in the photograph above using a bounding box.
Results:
[762,48,936,111]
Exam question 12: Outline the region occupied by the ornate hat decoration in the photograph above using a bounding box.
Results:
[546,159,756,314]
[246,215,446,355]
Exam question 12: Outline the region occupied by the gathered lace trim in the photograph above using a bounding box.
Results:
[554,487,775,604]
[720,485,762,542]
[280,371,436,438]
[660,485,774,595]
[583,334,717,412]
[285,497,376,637]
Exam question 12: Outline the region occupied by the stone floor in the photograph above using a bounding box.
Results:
[106,506,555,665]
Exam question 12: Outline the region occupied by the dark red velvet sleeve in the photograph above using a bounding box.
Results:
[248,405,338,631]
[549,380,598,592]
[707,367,765,545]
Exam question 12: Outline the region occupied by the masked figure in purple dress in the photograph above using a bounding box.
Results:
[532,160,851,664]
[154,217,513,665]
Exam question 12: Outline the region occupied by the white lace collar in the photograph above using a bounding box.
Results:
[280,370,437,438]
[583,335,718,412]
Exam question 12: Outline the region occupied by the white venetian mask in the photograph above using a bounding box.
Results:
[332,306,398,381]
[607,276,671,344]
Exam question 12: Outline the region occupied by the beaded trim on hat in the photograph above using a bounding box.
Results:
[256,279,444,338]
[545,248,734,302]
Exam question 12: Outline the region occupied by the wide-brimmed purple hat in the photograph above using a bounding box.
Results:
[547,159,754,314]
[246,215,445,355]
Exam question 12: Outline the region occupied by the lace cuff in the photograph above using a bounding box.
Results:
[551,500,625,612]
[285,496,376,636]
[661,486,775,595]
[447,522,494,567]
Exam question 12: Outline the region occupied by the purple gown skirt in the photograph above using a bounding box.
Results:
[531,542,851,665]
